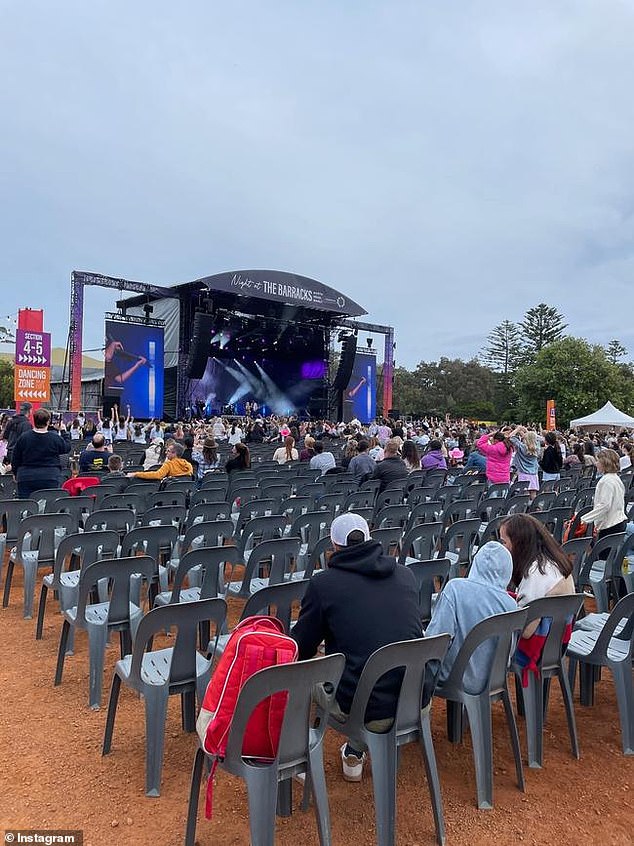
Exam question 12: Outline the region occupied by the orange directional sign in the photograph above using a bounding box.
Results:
[14,365,51,403]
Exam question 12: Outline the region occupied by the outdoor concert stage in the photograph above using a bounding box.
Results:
[66,270,395,421]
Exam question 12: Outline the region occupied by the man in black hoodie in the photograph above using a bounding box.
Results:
[292,512,422,781]
[2,402,32,465]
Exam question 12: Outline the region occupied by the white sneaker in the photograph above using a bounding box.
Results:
[340,743,366,782]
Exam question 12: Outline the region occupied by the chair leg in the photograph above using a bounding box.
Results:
[35,582,49,639]
[521,673,544,769]
[502,689,525,791]
[102,674,122,754]
[54,620,71,686]
[514,674,525,717]
[276,780,292,818]
[144,688,170,797]
[2,559,15,607]
[610,662,634,755]
[557,667,580,759]
[366,731,397,846]
[184,746,205,846]
[463,695,494,809]
[420,710,446,846]
[308,742,333,846]
[446,700,464,743]
[181,689,197,733]
[22,561,38,619]
[243,765,279,846]
[579,662,595,706]
[87,624,108,709]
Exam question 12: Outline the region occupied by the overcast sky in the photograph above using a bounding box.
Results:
[1,1,633,368]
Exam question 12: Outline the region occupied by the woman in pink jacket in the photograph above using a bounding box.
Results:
[476,430,513,484]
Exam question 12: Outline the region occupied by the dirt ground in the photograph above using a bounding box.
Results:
[1,573,632,846]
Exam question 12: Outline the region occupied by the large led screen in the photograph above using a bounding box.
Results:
[104,319,164,419]
[344,351,376,424]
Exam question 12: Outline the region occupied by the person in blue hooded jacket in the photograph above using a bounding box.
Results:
[424,541,516,693]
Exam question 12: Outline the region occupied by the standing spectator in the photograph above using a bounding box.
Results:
[540,431,563,483]
[509,426,540,499]
[582,449,627,541]
[2,401,32,465]
[10,408,70,498]
[476,430,513,485]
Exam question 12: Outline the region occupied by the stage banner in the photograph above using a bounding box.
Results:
[104,319,164,419]
[344,351,376,424]
[546,399,556,431]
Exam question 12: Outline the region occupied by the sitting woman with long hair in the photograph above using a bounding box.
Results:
[273,435,298,465]
[500,513,575,678]
[401,439,421,472]
[192,436,220,480]
[225,441,251,473]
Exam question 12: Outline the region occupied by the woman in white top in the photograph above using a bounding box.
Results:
[500,513,574,638]
[272,435,298,465]
[619,442,633,472]
[228,423,243,446]
[583,448,627,540]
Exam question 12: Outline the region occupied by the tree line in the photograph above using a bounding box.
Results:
[391,303,634,426]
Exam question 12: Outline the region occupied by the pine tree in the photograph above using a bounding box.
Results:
[481,320,524,374]
[520,303,567,356]
[605,339,628,364]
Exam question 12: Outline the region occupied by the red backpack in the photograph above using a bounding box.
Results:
[196,615,298,818]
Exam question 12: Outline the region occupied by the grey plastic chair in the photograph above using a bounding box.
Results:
[155,546,240,608]
[531,507,573,544]
[84,507,136,539]
[99,492,146,515]
[289,511,332,568]
[374,504,410,530]
[185,500,232,528]
[103,597,227,796]
[398,522,442,566]
[82,484,119,508]
[226,537,302,598]
[528,492,557,513]
[36,529,120,640]
[406,558,451,625]
[54,555,155,708]
[439,518,482,579]
[578,532,626,613]
[3,511,77,618]
[344,490,376,510]
[31,487,70,512]
[0,499,38,582]
[137,504,187,529]
[371,527,402,557]
[53,494,95,527]
[325,637,451,846]
[503,494,530,515]
[238,515,287,559]
[190,488,231,507]
[434,607,528,809]
[511,594,585,768]
[170,520,235,577]
[567,592,634,755]
[121,524,180,602]
[148,489,188,509]
[478,514,507,546]
[185,653,346,846]
[561,536,593,592]
[296,534,332,581]
[477,497,508,523]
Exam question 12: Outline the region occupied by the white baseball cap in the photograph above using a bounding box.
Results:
[330,513,371,547]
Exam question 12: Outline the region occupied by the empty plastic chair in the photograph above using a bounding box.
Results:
[0,499,38,580]
[54,555,155,708]
[398,522,443,566]
[3,512,77,618]
[371,526,402,557]
[103,598,227,795]
[226,537,302,598]
[406,558,451,625]
[578,533,626,613]
[567,592,634,754]
[185,653,345,846]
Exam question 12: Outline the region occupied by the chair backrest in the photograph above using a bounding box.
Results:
[75,555,155,628]
[187,500,233,524]
[520,594,584,671]
[486,483,510,499]
[406,558,451,624]
[528,492,557,513]
[442,608,528,696]
[374,489,406,512]
[405,501,443,529]
[561,537,592,588]
[138,505,187,528]
[398,522,442,565]
[439,518,481,565]
[129,598,227,687]
[554,489,579,509]
[239,579,310,631]
[100,492,147,515]
[315,492,345,515]
[148,489,187,509]
[289,511,332,550]
[82,484,119,508]
[531,507,573,544]
[344,636,451,737]
[504,494,530,515]
[442,496,480,528]
[477,497,508,523]
[53,494,95,525]
[371,526,402,557]
[406,485,438,508]
[238,515,287,556]
[199,476,229,493]
[14,512,77,563]
[31,488,70,512]
[84,508,136,537]
[479,514,507,546]
[239,537,303,594]
[573,488,597,511]
[579,532,627,585]
[279,496,314,521]
[52,529,120,586]
[0,499,39,542]
[344,490,376,510]
[223,653,346,771]
[121,524,179,564]
[162,478,196,494]
[374,504,410,530]
[590,592,634,660]
[507,480,530,497]
[304,534,333,578]
[171,546,241,601]
[182,520,235,554]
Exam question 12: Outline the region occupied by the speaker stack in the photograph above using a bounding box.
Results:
[186,311,215,379]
